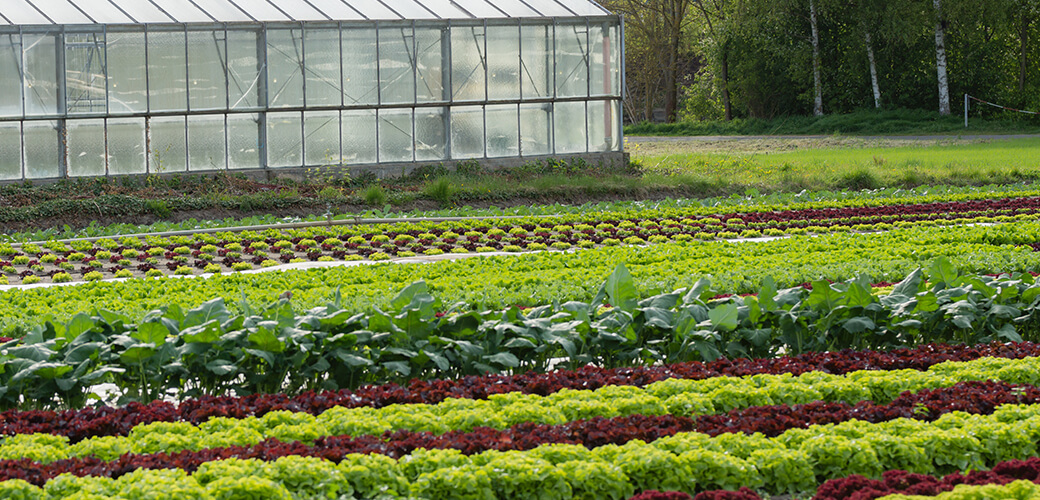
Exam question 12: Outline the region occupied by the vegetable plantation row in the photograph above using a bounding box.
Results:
[5,260,1040,410]
[6,353,1040,458]
[4,221,1040,332]
[1,340,1032,440]
[6,394,1040,498]
[6,182,1038,244]
[6,188,1040,499]
[3,194,1040,285]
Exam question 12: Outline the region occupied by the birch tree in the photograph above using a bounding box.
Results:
[810,0,824,115]
[934,0,951,115]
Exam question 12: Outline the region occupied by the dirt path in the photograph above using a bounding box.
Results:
[627,133,1040,155]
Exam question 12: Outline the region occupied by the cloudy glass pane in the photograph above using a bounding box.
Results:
[149,116,188,173]
[147,29,188,112]
[188,30,228,111]
[486,23,519,100]
[520,24,551,99]
[342,27,378,105]
[227,29,260,109]
[2,0,53,24]
[451,24,485,102]
[23,33,60,116]
[342,109,375,164]
[69,0,134,23]
[415,25,445,103]
[519,102,551,156]
[268,111,303,167]
[188,114,227,171]
[191,0,251,22]
[267,28,305,108]
[304,28,341,107]
[450,105,483,159]
[378,108,412,163]
[67,119,107,177]
[107,30,147,114]
[304,110,340,166]
[0,34,22,117]
[266,0,328,21]
[305,0,364,20]
[31,0,91,24]
[228,113,261,169]
[378,25,414,105]
[554,101,585,154]
[555,21,588,98]
[346,0,398,20]
[23,120,60,179]
[65,32,107,115]
[108,117,147,175]
[0,122,21,180]
[486,104,518,157]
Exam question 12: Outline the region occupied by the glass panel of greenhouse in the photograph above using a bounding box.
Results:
[0,0,623,181]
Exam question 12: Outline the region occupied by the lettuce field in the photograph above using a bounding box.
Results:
[4,182,1040,499]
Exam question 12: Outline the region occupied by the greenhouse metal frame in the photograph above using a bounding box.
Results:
[0,0,624,182]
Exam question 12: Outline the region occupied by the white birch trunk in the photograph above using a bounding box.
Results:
[865,31,881,109]
[934,0,951,115]
[810,0,824,116]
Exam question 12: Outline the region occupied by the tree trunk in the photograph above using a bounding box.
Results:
[810,0,824,116]
[865,30,881,109]
[720,45,733,121]
[934,0,951,115]
[664,0,682,123]
[1021,13,1031,93]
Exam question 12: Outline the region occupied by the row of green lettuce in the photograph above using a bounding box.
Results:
[4,256,1040,409]
[3,334,1037,448]
[5,182,1037,243]
[879,481,1040,500]
[4,221,1040,333]
[7,402,1040,499]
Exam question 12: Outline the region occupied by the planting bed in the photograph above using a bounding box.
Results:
[4,192,1040,285]
[6,186,1040,499]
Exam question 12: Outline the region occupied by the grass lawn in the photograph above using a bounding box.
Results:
[633,136,1040,193]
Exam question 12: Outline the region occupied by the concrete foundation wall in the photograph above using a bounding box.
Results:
[3,151,631,186]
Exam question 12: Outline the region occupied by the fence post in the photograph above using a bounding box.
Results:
[964,94,969,128]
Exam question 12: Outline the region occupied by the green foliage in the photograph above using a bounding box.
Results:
[422,177,456,206]
[361,184,387,207]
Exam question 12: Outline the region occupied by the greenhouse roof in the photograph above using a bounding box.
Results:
[0,0,611,25]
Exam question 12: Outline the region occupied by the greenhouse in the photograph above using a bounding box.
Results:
[0,0,623,182]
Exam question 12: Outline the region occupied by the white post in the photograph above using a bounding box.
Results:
[964,94,969,128]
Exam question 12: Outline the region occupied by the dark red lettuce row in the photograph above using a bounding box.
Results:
[5,341,1040,443]
[629,488,762,500]
[709,195,1040,226]
[813,458,1040,500]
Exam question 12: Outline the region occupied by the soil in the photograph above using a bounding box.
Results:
[1,187,707,235]
[628,135,986,156]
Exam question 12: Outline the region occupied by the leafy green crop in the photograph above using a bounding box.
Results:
[4,222,1040,333]
[4,258,1040,409]
[3,353,1037,454]
[8,403,1040,498]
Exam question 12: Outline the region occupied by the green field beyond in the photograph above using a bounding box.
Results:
[637,137,1040,192]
